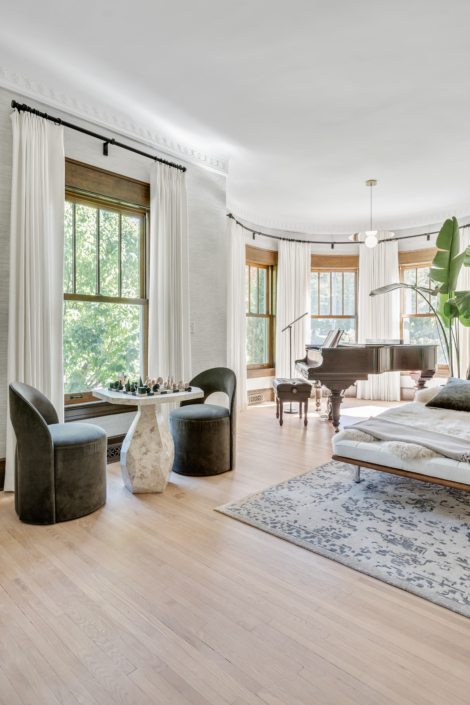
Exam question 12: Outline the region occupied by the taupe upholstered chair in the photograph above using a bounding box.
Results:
[169,367,236,476]
[9,382,107,525]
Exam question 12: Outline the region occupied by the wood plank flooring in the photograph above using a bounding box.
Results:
[1,398,470,705]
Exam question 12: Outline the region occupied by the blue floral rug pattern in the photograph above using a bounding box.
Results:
[216,461,470,617]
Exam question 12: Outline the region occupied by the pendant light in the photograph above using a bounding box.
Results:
[349,180,394,248]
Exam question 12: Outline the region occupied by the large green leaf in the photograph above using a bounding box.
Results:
[429,217,461,294]
[443,297,459,319]
[463,245,470,267]
[370,283,438,297]
[455,290,470,319]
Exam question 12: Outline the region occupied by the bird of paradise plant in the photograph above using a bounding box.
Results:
[370,217,470,378]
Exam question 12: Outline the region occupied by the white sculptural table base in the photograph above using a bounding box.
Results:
[93,387,204,493]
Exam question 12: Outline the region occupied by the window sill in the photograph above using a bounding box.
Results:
[64,400,137,422]
[247,367,275,379]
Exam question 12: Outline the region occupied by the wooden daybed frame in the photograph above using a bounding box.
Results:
[332,454,470,492]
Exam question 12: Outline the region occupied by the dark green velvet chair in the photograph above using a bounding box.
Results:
[9,382,107,525]
[169,367,236,476]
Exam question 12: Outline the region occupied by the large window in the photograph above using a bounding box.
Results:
[401,264,446,365]
[245,262,276,369]
[63,193,148,394]
[310,270,357,345]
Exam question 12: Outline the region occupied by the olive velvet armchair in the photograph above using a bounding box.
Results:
[9,382,107,524]
[169,367,236,476]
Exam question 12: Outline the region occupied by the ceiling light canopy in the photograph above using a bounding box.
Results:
[349,180,394,248]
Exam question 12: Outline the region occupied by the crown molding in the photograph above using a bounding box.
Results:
[228,200,470,237]
[0,65,229,176]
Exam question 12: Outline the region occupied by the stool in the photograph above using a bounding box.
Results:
[273,378,312,427]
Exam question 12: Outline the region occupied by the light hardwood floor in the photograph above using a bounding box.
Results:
[1,398,470,705]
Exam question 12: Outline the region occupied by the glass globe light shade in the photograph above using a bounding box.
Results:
[365,234,378,248]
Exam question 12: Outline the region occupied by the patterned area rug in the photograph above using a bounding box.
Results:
[216,461,470,617]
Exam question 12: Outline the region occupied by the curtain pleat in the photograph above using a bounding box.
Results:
[275,240,311,379]
[227,219,247,412]
[148,163,191,404]
[456,228,470,379]
[357,236,401,401]
[5,111,65,491]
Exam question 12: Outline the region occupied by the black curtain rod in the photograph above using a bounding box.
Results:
[228,213,470,249]
[11,100,186,173]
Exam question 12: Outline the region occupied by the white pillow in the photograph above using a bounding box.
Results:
[414,386,440,404]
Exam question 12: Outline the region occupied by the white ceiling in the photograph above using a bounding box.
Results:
[1,0,470,233]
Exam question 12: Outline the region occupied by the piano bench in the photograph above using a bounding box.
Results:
[273,378,312,427]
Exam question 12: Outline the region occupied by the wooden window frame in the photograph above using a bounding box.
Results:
[246,261,276,371]
[64,188,149,405]
[310,268,358,342]
[399,262,448,372]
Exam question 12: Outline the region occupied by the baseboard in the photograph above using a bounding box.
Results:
[248,388,274,405]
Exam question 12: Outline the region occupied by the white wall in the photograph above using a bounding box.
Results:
[0,87,228,450]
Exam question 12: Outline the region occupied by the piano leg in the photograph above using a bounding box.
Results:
[315,381,322,412]
[304,399,308,427]
[323,384,345,433]
[409,369,436,391]
[276,397,279,419]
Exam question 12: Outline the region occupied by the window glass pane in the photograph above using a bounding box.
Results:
[310,272,318,315]
[319,272,330,315]
[63,301,141,392]
[100,210,119,297]
[310,318,356,345]
[331,272,343,315]
[250,266,258,313]
[402,315,446,365]
[343,272,355,315]
[64,201,74,293]
[417,266,430,314]
[245,265,249,313]
[403,268,416,314]
[259,268,267,314]
[246,317,269,365]
[75,204,97,295]
[121,215,140,298]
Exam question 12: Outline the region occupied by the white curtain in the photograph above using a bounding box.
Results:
[5,111,65,491]
[227,219,247,412]
[457,228,470,379]
[357,235,401,400]
[276,240,311,379]
[148,162,191,394]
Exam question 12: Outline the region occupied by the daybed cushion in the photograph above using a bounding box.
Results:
[426,377,470,412]
[332,398,470,484]
[333,437,470,485]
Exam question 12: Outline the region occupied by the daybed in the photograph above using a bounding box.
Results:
[332,385,470,491]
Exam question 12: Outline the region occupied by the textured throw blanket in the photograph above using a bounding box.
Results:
[345,417,470,463]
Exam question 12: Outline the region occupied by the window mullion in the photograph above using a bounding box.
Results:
[96,209,100,295]
[118,213,122,298]
[72,202,76,295]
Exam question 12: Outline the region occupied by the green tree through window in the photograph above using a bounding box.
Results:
[246,262,276,369]
[63,196,147,393]
[310,270,357,344]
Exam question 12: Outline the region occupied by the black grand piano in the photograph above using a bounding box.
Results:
[295,342,438,432]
